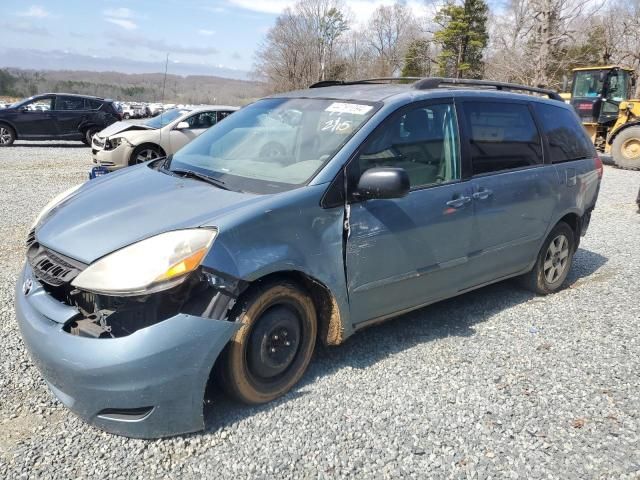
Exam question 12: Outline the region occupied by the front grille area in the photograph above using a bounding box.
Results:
[27,242,86,290]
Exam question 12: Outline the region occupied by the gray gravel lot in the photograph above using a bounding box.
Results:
[0,141,639,479]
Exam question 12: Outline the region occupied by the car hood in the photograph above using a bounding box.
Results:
[36,165,262,264]
[97,121,155,138]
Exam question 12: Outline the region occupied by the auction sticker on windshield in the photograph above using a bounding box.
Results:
[325,102,373,115]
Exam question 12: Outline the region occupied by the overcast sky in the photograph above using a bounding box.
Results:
[0,1,493,77]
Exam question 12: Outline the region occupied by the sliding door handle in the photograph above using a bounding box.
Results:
[446,196,472,208]
[472,188,493,200]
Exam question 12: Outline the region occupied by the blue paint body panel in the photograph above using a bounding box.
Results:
[15,84,601,438]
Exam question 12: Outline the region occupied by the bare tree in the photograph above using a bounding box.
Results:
[366,3,420,76]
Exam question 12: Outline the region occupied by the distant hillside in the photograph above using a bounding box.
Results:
[0,68,265,105]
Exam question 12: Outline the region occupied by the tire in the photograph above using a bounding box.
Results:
[82,127,99,146]
[611,126,640,170]
[520,222,575,295]
[129,144,162,166]
[0,124,16,146]
[218,280,317,404]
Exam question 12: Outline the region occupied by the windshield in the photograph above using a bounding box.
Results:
[144,109,190,128]
[572,69,630,101]
[169,98,378,193]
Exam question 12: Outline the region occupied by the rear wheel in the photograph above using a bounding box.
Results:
[218,280,317,404]
[0,124,15,146]
[612,126,640,170]
[520,222,575,295]
[129,145,162,166]
[82,127,99,146]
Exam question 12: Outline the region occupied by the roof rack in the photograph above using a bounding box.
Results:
[413,77,563,101]
[309,77,422,88]
[309,76,563,101]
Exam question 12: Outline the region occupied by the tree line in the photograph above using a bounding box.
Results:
[254,0,639,94]
[0,68,263,105]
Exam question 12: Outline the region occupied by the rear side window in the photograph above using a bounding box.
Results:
[217,111,233,122]
[55,96,85,111]
[86,99,103,110]
[462,102,542,175]
[533,103,594,162]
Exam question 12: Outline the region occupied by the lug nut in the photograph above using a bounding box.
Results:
[285,341,291,346]
[274,335,279,340]
[271,347,276,353]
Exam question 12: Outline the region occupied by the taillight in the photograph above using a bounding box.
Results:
[594,155,603,179]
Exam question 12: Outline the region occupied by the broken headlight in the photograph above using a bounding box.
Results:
[72,229,217,296]
[105,136,128,150]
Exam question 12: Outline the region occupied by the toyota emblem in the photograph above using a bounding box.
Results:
[22,278,33,296]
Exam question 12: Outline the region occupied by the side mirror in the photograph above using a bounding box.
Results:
[175,121,189,130]
[356,167,410,200]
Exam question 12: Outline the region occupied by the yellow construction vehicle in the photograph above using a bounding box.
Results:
[569,65,640,170]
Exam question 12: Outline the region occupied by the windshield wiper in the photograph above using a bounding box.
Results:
[170,168,229,190]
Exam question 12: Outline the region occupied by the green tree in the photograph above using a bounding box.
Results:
[401,39,431,78]
[434,0,488,79]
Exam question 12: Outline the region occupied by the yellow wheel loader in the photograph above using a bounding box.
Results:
[569,66,640,170]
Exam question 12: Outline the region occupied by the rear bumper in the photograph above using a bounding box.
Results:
[15,263,239,438]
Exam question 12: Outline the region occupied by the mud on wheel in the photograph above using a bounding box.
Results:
[218,280,317,404]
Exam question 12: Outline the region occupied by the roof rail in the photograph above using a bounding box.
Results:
[412,77,563,101]
[309,76,563,101]
[309,77,422,88]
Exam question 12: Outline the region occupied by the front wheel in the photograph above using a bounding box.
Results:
[0,124,16,146]
[218,280,317,404]
[520,222,575,295]
[612,126,640,170]
[129,145,162,166]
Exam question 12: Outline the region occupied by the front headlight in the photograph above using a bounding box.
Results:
[31,183,83,229]
[106,137,128,150]
[72,229,217,296]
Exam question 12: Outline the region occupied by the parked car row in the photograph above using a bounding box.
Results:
[92,106,237,170]
[0,93,237,152]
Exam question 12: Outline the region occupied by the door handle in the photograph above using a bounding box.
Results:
[472,188,493,200]
[446,196,472,208]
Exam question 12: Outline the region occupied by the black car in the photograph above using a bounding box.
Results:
[0,93,122,146]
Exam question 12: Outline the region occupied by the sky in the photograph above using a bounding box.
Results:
[0,1,488,79]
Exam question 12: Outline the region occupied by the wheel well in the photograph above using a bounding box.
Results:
[134,143,166,155]
[609,122,640,145]
[558,213,580,248]
[251,271,344,346]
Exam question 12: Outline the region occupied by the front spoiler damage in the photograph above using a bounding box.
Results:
[15,263,240,438]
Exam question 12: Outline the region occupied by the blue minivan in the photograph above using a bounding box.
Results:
[16,78,602,438]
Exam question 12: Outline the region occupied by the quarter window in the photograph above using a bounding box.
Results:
[462,102,542,175]
[533,103,594,162]
[86,99,103,110]
[354,103,461,189]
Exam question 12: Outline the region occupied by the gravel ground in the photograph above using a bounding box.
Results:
[0,141,639,479]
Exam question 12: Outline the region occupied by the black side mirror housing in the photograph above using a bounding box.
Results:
[356,167,410,200]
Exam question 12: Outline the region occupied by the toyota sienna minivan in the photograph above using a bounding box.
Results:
[16,78,602,438]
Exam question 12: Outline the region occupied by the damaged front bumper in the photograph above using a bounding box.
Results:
[15,263,239,438]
